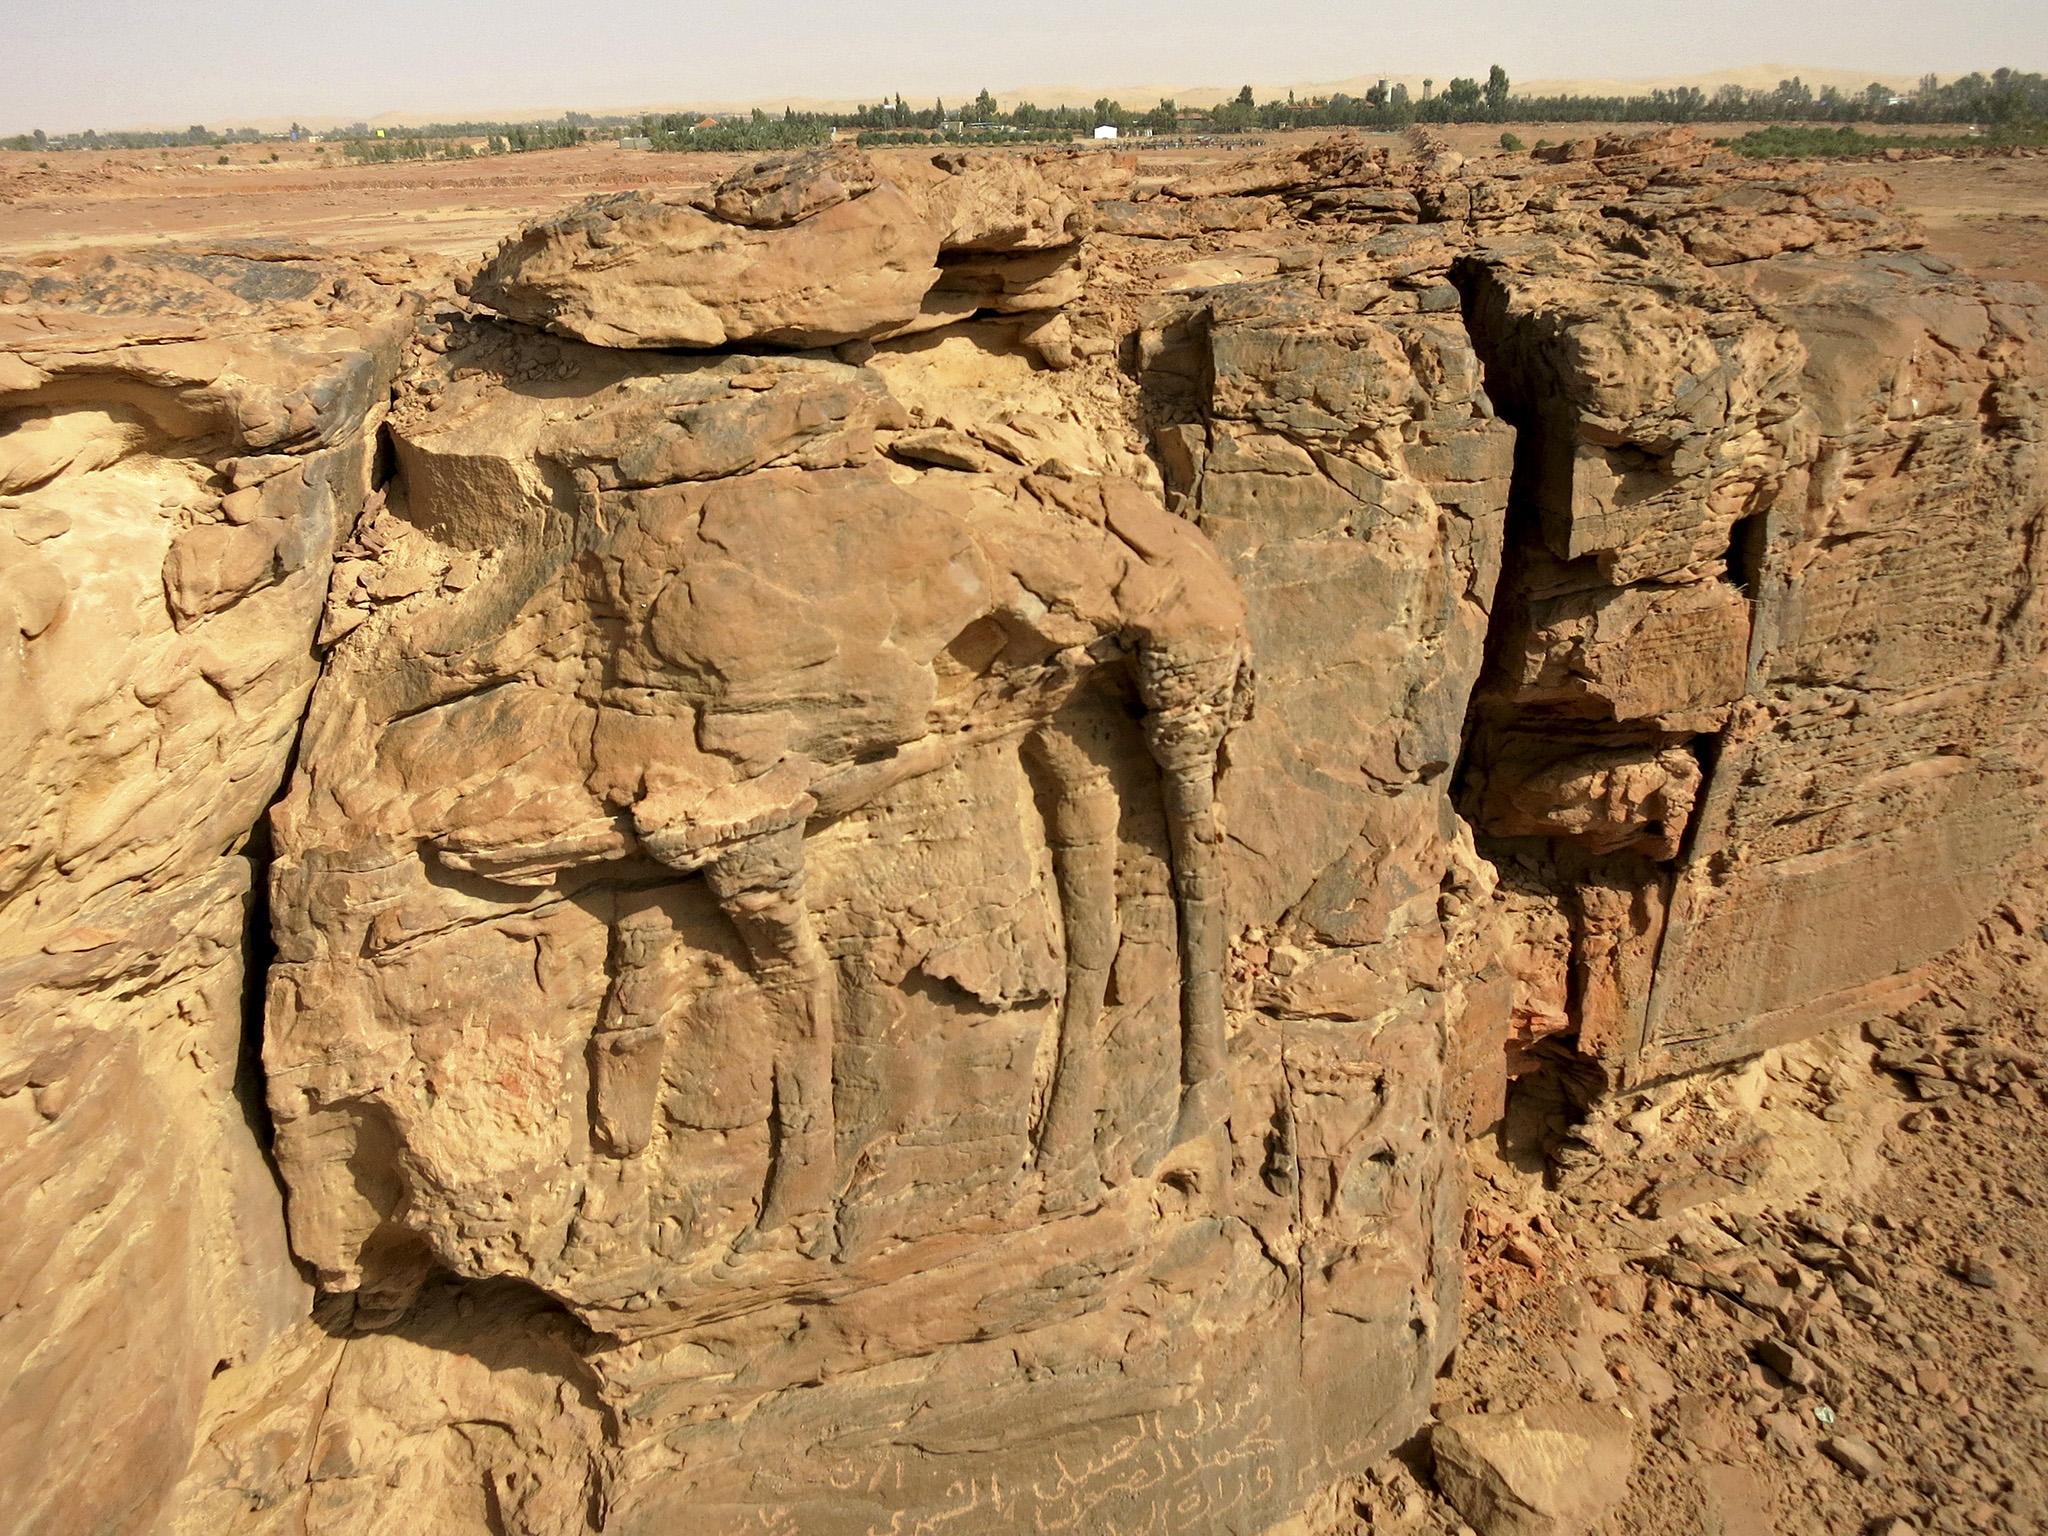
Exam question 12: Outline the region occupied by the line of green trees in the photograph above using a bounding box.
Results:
[826,66,2048,138]
[8,68,2044,156]
[340,118,590,157]
[341,137,476,163]
[845,90,1125,134]
[1465,67,2048,127]
[692,65,2046,145]
[642,109,832,152]
[0,115,601,155]
[1050,66,2047,134]
[0,122,285,151]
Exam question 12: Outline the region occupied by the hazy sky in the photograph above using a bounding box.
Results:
[8,0,2044,132]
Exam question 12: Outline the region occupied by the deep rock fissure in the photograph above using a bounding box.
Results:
[1444,252,1539,825]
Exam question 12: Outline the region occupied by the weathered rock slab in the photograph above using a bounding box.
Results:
[472,148,1090,349]
[1430,1401,1635,1536]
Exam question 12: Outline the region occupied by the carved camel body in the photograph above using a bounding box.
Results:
[419,456,1252,1251]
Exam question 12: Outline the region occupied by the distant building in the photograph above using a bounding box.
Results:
[618,135,652,151]
[1093,124,1119,140]
[692,116,720,131]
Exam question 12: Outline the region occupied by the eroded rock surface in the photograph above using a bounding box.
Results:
[0,246,417,1536]
[248,273,1462,1534]
[1431,1400,1636,1536]
[1453,173,2047,1083]
[471,148,1101,352]
[4,136,2044,1536]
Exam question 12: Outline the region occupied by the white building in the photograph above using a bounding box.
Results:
[1093,124,1119,140]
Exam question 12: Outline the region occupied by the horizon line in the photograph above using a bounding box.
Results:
[16,59,2031,139]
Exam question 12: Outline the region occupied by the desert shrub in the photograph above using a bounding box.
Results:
[1499,131,1525,150]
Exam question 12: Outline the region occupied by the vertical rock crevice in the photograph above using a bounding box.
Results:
[1445,254,1699,1091]
[0,246,422,1536]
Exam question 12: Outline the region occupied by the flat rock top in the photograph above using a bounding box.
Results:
[467,148,1101,350]
[0,243,429,354]
[0,243,430,453]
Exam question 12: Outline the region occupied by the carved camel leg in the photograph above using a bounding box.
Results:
[704,822,838,1249]
[590,891,673,1156]
[1023,713,1121,1210]
[1132,645,1244,1150]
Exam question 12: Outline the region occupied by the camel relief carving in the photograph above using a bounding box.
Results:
[406,446,1253,1257]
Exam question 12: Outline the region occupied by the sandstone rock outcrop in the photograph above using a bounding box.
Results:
[268,321,1255,1302]
[1454,208,2046,1082]
[3,135,2043,1536]
[471,148,1095,352]
[0,246,417,1536]
[135,149,1499,1535]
